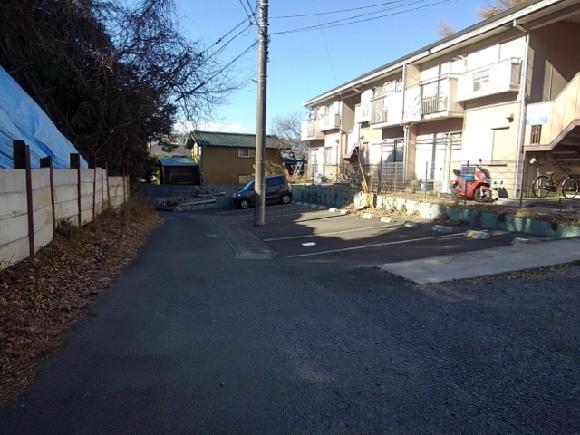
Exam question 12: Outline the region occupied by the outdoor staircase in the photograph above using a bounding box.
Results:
[526,72,580,151]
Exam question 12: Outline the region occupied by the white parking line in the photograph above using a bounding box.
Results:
[216,206,301,216]
[236,209,330,221]
[263,223,401,242]
[287,233,465,258]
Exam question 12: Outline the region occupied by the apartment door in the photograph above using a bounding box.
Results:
[309,147,324,177]
[415,134,446,186]
[462,111,493,163]
[381,139,405,190]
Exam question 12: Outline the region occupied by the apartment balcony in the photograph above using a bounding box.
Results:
[403,77,463,123]
[320,112,341,131]
[421,94,450,115]
[354,103,371,123]
[525,73,580,152]
[457,58,522,102]
[301,119,324,141]
[369,92,403,128]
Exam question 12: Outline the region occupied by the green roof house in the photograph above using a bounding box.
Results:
[187,130,283,185]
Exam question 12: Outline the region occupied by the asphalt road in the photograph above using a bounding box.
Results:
[0,205,578,433]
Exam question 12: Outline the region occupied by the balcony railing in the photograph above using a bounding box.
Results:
[457,58,521,102]
[370,92,403,126]
[301,119,323,140]
[354,103,371,123]
[371,97,388,124]
[421,95,449,115]
[409,76,461,119]
[320,112,340,130]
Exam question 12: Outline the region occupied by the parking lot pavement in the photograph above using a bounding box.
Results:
[2,206,576,433]
[240,205,520,267]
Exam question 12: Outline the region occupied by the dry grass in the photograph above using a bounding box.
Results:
[353,206,420,220]
[0,195,161,405]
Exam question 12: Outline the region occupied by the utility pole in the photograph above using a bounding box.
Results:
[254,0,268,226]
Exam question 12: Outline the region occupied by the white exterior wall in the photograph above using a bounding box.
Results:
[306,28,530,186]
[0,168,129,270]
[465,37,525,70]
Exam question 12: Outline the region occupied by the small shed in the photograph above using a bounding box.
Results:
[158,158,200,185]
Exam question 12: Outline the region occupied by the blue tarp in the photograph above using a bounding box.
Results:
[0,65,86,169]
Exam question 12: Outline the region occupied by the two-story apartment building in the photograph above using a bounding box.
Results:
[302,0,580,197]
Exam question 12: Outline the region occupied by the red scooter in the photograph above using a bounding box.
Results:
[450,166,493,202]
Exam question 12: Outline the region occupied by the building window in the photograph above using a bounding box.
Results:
[530,125,542,144]
[238,148,255,158]
[393,140,405,162]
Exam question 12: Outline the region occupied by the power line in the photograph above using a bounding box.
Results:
[206,21,253,60]
[313,1,337,86]
[271,0,423,19]
[245,0,258,21]
[179,41,258,99]
[273,0,455,35]
[273,0,438,34]
[211,17,249,46]
[237,0,254,21]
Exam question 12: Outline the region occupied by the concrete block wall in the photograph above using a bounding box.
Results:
[53,169,79,223]
[0,168,129,270]
[109,176,127,209]
[0,170,28,269]
[138,183,241,201]
[31,168,53,253]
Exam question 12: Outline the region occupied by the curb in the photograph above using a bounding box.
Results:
[290,185,580,239]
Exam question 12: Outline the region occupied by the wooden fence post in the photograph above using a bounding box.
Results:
[101,162,105,212]
[89,157,97,221]
[40,155,55,236]
[70,153,81,227]
[105,162,111,209]
[14,140,35,257]
[126,163,130,200]
[122,162,127,204]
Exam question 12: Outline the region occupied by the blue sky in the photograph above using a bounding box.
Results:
[174,0,484,133]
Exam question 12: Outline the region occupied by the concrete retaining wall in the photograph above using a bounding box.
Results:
[0,168,129,269]
[291,184,580,238]
[138,183,240,200]
[291,184,358,209]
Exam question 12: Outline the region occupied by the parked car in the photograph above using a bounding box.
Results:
[232,175,292,209]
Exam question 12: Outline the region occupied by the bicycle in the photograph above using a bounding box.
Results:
[531,171,579,199]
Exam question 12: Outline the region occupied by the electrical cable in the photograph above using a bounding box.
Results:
[271,0,426,19]
[273,0,454,35]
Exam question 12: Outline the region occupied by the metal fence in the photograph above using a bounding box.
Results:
[297,158,580,211]
[520,158,580,210]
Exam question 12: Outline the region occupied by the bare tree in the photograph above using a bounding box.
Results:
[479,0,529,20]
[270,111,304,151]
[437,19,455,38]
[0,0,240,175]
